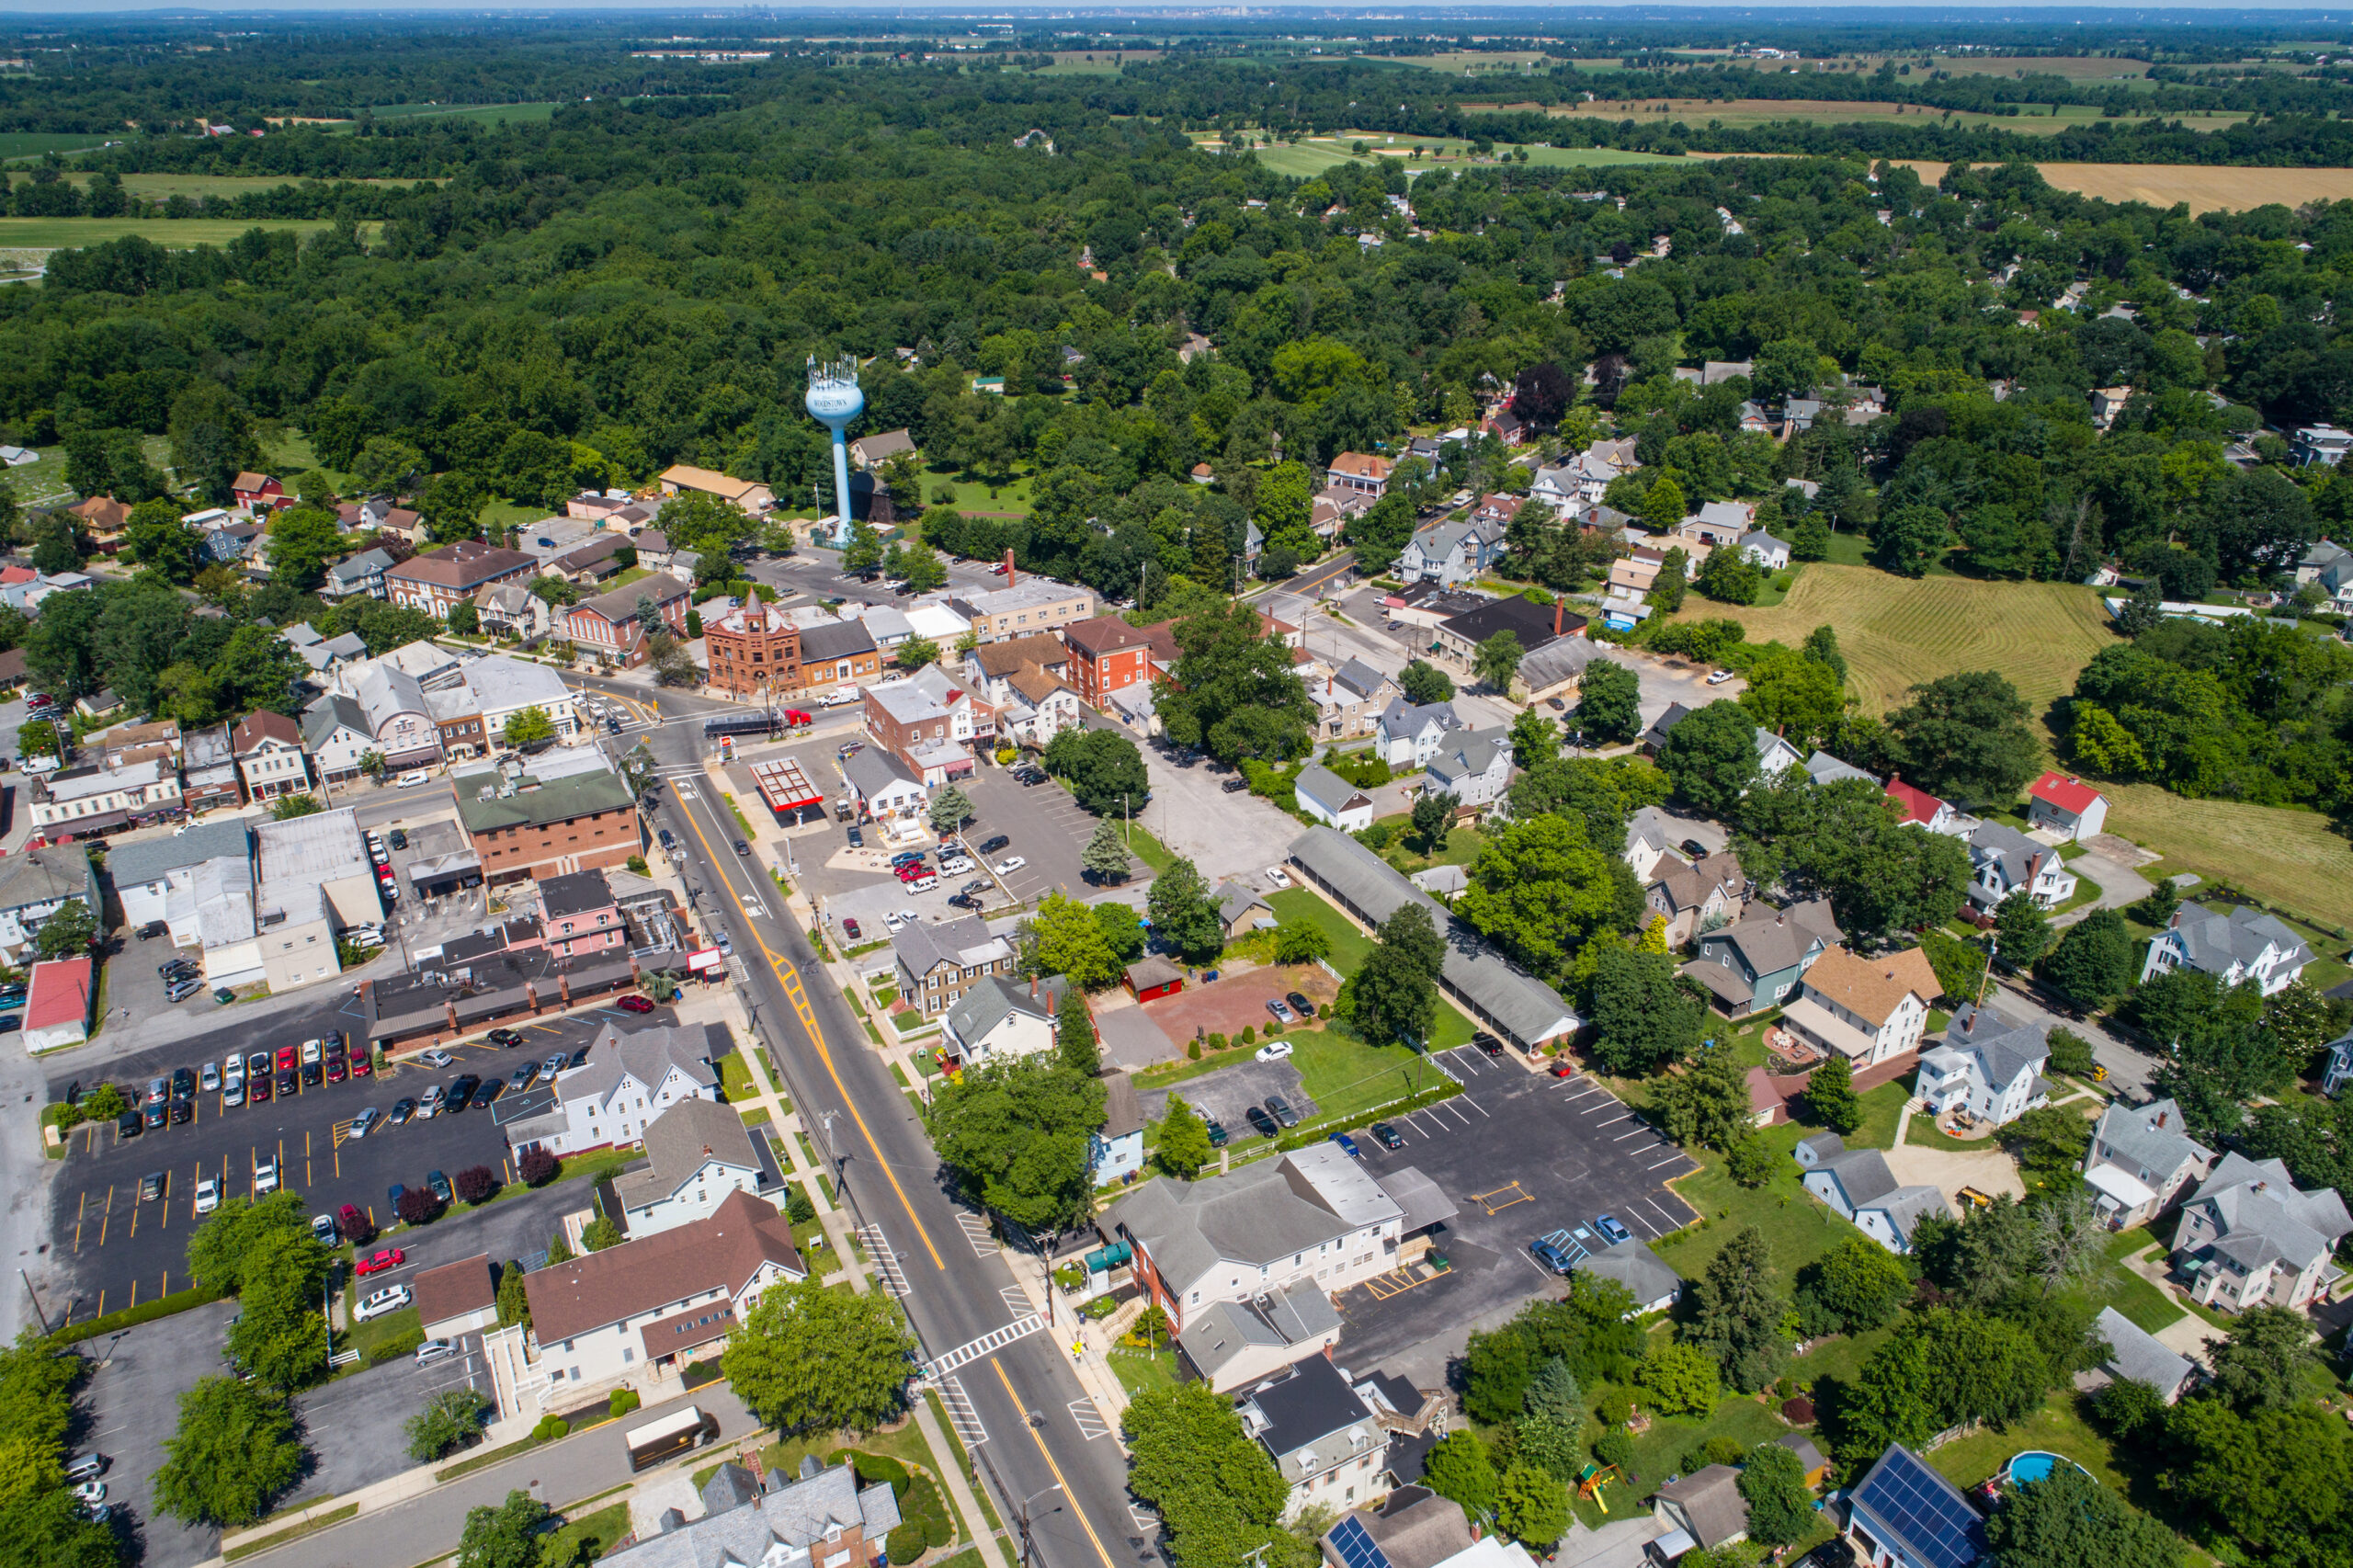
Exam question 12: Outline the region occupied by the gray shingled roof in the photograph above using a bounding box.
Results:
[1813,1147,1900,1207]
[893,915,1010,980]
[556,1022,718,1107]
[2089,1097,2212,1185]
[1108,1160,1354,1295]
[1867,1185,1951,1245]
[1426,727,1510,787]
[1574,1237,1682,1307]
[942,974,1049,1051]
[1333,658,1390,700]
[2188,1152,2353,1274]
[1295,763,1371,817]
[103,824,253,887]
[1285,825,1577,1048]
[0,844,95,915]
[1698,899,1842,979]
[599,1460,900,1568]
[2095,1306,2195,1397]
[613,1097,762,1214]
[1931,1002,2052,1094]
[2165,902,2313,980]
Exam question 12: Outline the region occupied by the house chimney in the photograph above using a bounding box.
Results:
[1553,598,1563,638]
[1003,549,1017,588]
[2157,1110,2168,1129]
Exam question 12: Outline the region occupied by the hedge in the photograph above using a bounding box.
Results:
[49,1283,227,1346]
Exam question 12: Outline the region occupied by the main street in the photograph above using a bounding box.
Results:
[587,674,1150,1568]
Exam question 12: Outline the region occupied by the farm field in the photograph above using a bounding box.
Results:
[2104,784,2353,934]
[1699,562,2116,724]
[48,172,428,199]
[1888,159,2353,214]
[1385,51,1559,74]
[1864,54,2154,82]
[0,216,347,251]
[1030,49,1161,74]
[0,131,129,160]
[349,101,559,127]
[1464,98,2243,136]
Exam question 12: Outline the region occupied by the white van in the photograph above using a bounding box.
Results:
[394,770,432,790]
[21,754,59,777]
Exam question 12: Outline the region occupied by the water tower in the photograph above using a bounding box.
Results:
[805,355,864,545]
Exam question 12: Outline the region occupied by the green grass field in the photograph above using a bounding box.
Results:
[1196,131,1684,183]
[0,131,129,160]
[0,216,343,251]
[53,172,428,199]
[2106,783,2353,934]
[1471,97,2241,138]
[1265,885,1475,1048]
[361,102,559,125]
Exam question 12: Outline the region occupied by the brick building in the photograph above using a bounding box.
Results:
[383,541,537,619]
[538,869,627,959]
[705,601,803,699]
[563,574,692,665]
[455,763,641,885]
[1061,616,1154,710]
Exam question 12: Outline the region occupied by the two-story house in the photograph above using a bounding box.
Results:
[384,541,536,619]
[232,710,311,801]
[1645,850,1744,947]
[1917,1002,2052,1128]
[1238,1357,1394,1521]
[1882,777,1960,835]
[1964,821,2078,915]
[0,846,98,961]
[892,915,1016,1021]
[608,1098,769,1240]
[1305,659,1396,743]
[2026,770,2109,842]
[2172,1153,2353,1312]
[1682,900,1843,1017]
[595,1459,898,1568]
[1325,452,1393,498]
[1422,727,1513,811]
[520,1187,801,1399]
[2140,902,2313,995]
[473,583,556,642]
[322,547,398,602]
[997,665,1086,749]
[508,1021,719,1157]
[939,974,1056,1069]
[1781,945,1938,1068]
[1370,698,1465,769]
[1397,519,1505,586]
[2084,1097,2215,1231]
[300,694,377,787]
[540,869,626,960]
[1738,530,1791,570]
[563,574,691,665]
[29,756,183,836]
[1090,1071,1144,1187]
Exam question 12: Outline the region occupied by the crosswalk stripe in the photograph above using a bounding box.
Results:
[923,1313,1044,1377]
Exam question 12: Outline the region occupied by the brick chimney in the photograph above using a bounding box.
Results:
[1553,598,1563,638]
[1003,548,1017,588]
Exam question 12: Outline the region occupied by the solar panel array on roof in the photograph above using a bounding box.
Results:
[1328,1515,1393,1568]
[1854,1446,1984,1568]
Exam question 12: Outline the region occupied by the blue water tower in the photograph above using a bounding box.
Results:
[805,356,864,546]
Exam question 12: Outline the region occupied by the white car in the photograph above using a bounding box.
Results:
[354,1284,413,1323]
[994,856,1027,876]
[193,1177,221,1214]
[1256,1041,1294,1062]
[72,1481,104,1506]
[253,1159,278,1196]
[419,1048,454,1068]
[883,912,906,932]
[1265,865,1291,888]
[1706,668,1735,686]
[394,769,431,789]
[222,1079,244,1109]
[300,1039,323,1065]
[200,1061,222,1094]
[938,856,973,876]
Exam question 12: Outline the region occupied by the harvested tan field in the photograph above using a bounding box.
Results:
[1891,161,2353,213]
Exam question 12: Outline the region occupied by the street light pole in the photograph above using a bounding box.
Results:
[1017,1484,1063,1568]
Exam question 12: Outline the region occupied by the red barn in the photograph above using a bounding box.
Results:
[1125,956,1185,1003]
[232,472,286,513]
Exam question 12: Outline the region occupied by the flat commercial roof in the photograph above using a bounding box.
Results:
[750,756,825,814]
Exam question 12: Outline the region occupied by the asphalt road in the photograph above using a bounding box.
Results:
[629,680,1153,1568]
[43,1003,659,1324]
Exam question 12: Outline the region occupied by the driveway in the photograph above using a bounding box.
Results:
[1134,1057,1314,1135]
[77,1298,239,1568]
[2052,835,2157,929]
[1139,964,1334,1043]
[1626,650,1740,733]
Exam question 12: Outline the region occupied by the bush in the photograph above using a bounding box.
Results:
[518,1146,559,1186]
[84,1083,126,1120]
[626,855,649,876]
[848,1451,911,1491]
[1595,1390,1632,1427]
[1239,1024,1256,1045]
[785,1187,816,1224]
[1353,822,1396,851]
[1318,1003,1331,1019]
[395,1187,444,1226]
[369,1327,426,1364]
[2047,1027,2097,1078]
[906,1473,954,1548]
[1206,1032,1227,1051]
[531,1415,570,1443]
[608,1388,642,1419]
[342,1209,377,1247]
[1265,1019,1282,1036]
[886,1523,926,1564]
[1187,1039,1200,1061]
[1592,1432,1634,1471]
[454,1165,498,1204]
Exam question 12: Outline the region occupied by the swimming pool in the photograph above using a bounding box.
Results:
[2005,1451,2092,1485]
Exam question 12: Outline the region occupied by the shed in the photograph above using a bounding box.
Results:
[414,1253,499,1339]
[1126,956,1186,1003]
[1776,1431,1830,1488]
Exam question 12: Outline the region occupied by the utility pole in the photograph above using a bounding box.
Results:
[1977,934,1999,1009]
[18,1269,49,1337]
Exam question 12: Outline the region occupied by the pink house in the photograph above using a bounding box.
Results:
[538,869,626,959]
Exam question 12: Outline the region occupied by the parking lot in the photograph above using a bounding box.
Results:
[1134,1056,1315,1138]
[767,735,1154,944]
[45,1001,677,1322]
[1135,747,1306,885]
[1332,1044,1700,1372]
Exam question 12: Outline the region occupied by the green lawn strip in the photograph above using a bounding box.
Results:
[740,1106,772,1127]
[844,987,868,1018]
[795,1130,822,1168]
[1845,1081,1910,1151]
[923,1390,1006,1534]
[2075,1235,2188,1334]
[436,1432,543,1483]
[49,1282,230,1343]
[557,1499,633,1557]
[1108,1346,1182,1398]
[865,1019,887,1047]
[891,1062,911,1088]
[719,1050,760,1100]
[1267,887,1374,967]
[1122,823,1176,875]
[792,1219,845,1278]
[338,1302,423,1364]
[222,1501,360,1562]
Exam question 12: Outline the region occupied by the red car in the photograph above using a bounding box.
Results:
[324,1053,347,1083]
[896,864,926,882]
[1548,1059,1578,1079]
[355,1246,405,1277]
[349,1051,373,1078]
[339,1203,366,1234]
[276,1044,300,1072]
[615,994,656,1014]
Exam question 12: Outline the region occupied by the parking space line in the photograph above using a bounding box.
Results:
[1647,1153,1689,1170]
[1612,1126,1654,1142]
[1592,1114,1633,1128]
[1457,1096,1491,1118]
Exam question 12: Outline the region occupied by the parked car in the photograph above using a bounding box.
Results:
[977,834,1011,856]
[1256,1038,1292,1060]
[1285,991,1314,1018]
[1328,1131,1361,1159]
[426,1169,453,1203]
[485,1028,523,1049]
[1265,1094,1301,1129]
[1530,1230,1580,1274]
[541,1053,568,1079]
[275,1045,298,1073]
[350,1051,374,1079]
[388,828,409,851]
[938,855,973,876]
[137,1171,165,1202]
[254,1158,278,1195]
[846,825,864,848]
[445,1075,480,1110]
[419,1048,454,1068]
[841,916,862,940]
[904,873,938,893]
[311,1213,338,1244]
[1245,1105,1278,1138]
[415,1339,458,1367]
[194,1176,221,1214]
[168,1098,191,1124]
[142,1101,166,1131]
[1706,668,1735,686]
[339,1203,368,1235]
[1370,1121,1404,1150]
[199,1061,221,1094]
[115,1110,141,1139]
[994,856,1027,875]
[349,1107,381,1139]
[170,1067,196,1099]
[165,977,203,1004]
[733,840,752,857]
[387,1098,416,1126]
[354,1285,412,1322]
[1594,1213,1634,1245]
[324,1052,347,1084]
[247,1072,271,1104]
[1203,1118,1228,1148]
[509,1062,539,1092]
[1221,777,1249,793]
[134,920,166,940]
[890,850,926,868]
[615,994,656,1014]
[394,770,431,789]
[1474,1033,1507,1060]
[142,1077,167,1107]
[1264,999,1293,1025]
[1265,866,1291,888]
[277,1069,299,1097]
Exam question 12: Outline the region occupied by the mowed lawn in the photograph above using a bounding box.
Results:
[1702,562,2116,722]
[2106,782,2353,933]
[57,172,431,199]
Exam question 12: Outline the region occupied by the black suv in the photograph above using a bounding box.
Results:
[169,1067,197,1099]
[1245,1105,1278,1138]
[977,834,1011,856]
[446,1074,481,1110]
[1204,1118,1229,1148]
[1474,1033,1507,1060]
